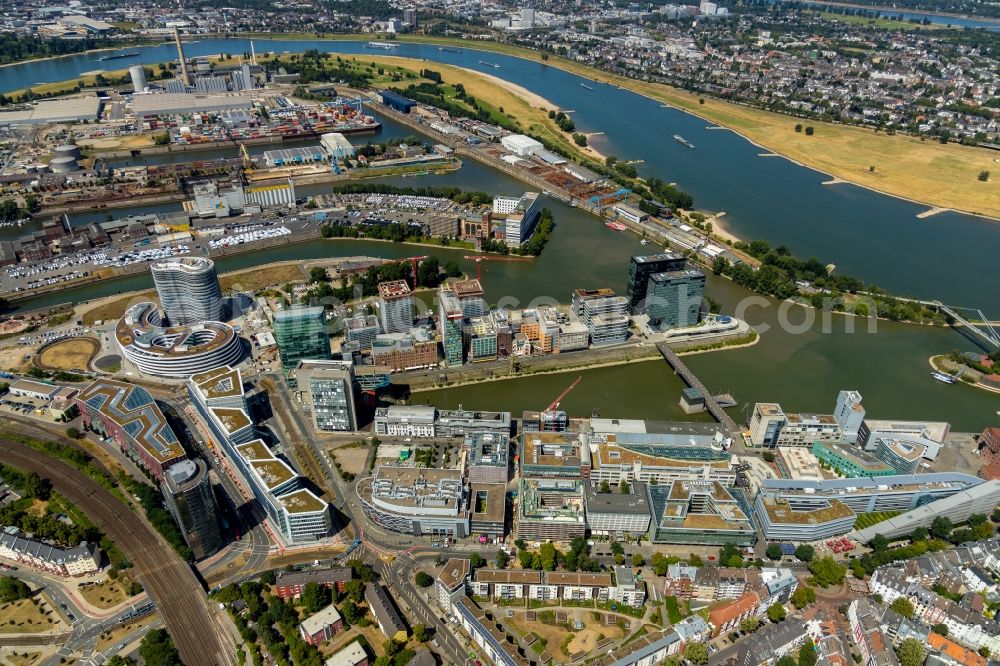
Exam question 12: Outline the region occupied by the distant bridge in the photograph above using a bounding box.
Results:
[857,292,999,349]
[656,343,740,436]
[931,302,1000,349]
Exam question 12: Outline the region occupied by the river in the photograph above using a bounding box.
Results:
[3,38,999,309]
[2,40,998,431]
[792,1,1000,30]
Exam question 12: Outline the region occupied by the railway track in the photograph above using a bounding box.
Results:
[0,438,233,666]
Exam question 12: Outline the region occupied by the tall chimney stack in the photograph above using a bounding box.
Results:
[173,27,192,87]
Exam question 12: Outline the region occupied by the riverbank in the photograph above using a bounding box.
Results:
[344,53,600,165]
[358,35,1000,221]
[403,329,759,392]
[929,354,1000,395]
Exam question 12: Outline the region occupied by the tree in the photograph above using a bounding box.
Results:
[804,126,815,136]
[798,640,818,666]
[301,581,331,613]
[413,623,431,642]
[309,267,327,283]
[632,553,645,567]
[979,170,990,182]
[470,552,484,569]
[930,516,953,540]
[65,426,81,439]
[139,628,182,666]
[0,576,30,602]
[869,534,889,553]
[910,527,928,542]
[417,256,441,287]
[739,616,761,634]
[683,642,708,665]
[776,658,797,666]
[619,480,630,494]
[761,451,775,463]
[539,543,557,571]
[106,657,132,666]
[896,638,925,666]
[495,550,509,569]
[600,481,611,494]
[767,603,787,622]
[794,545,814,562]
[794,124,803,132]
[414,572,434,588]
[890,597,915,619]
[807,557,846,587]
[790,585,816,609]
[766,543,783,560]
[932,623,948,636]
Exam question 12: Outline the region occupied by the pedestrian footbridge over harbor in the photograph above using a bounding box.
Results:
[656,342,740,437]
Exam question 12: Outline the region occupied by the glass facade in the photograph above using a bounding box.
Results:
[625,253,686,314]
[273,306,331,372]
[309,374,355,431]
[645,269,706,331]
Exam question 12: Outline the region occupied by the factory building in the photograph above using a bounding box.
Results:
[500,134,543,157]
[377,90,416,113]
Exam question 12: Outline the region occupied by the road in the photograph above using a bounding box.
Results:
[0,437,234,666]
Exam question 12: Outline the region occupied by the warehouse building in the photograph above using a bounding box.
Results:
[500,134,543,157]
[0,96,102,125]
[131,92,255,117]
[376,90,416,113]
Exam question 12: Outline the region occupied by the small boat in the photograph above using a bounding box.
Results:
[580,83,594,90]
[479,60,500,68]
[438,47,462,53]
[98,52,140,61]
[931,371,957,384]
[606,221,627,231]
[640,239,651,245]
[673,134,695,149]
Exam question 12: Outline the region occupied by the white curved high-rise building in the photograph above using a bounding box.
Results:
[151,257,223,325]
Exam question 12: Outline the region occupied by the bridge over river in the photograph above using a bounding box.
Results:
[655,342,740,436]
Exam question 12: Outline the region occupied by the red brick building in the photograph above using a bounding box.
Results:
[298,603,343,646]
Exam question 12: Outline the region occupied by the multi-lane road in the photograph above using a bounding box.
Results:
[0,437,234,666]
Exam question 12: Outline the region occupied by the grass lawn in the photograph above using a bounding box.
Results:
[814,11,953,30]
[218,261,305,293]
[854,511,903,530]
[78,575,133,610]
[80,290,157,325]
[0,598,61,634]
